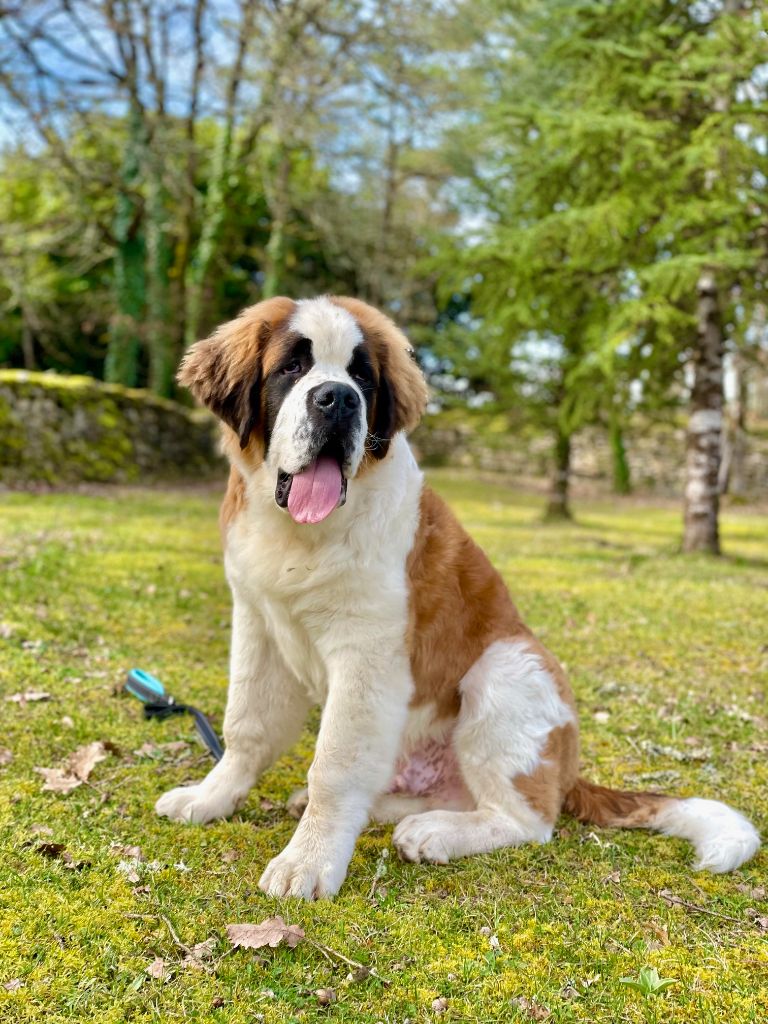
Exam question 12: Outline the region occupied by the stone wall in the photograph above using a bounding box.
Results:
[412,414,768,497]
[0,370,224,486]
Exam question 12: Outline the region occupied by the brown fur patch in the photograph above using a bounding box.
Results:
[407,490,583,821]
[513,724,580,824]
[330,296,428,457]
[178,296,296,458]
[220,467,247,535]
[563,778,671,827]
[407,487,529,718]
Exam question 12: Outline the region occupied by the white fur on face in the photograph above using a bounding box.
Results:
[266,297,368,476]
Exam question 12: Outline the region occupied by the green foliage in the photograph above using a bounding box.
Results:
[435,0,768,442]
[0,472,766,1021]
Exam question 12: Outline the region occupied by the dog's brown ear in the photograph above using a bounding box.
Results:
[330,297,428,459]
[178,297,295,449]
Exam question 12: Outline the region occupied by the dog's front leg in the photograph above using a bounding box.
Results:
[155,599,310,824]
[259,645,412,899]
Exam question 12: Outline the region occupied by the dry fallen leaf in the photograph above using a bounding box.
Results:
[133,740,189,760]
[146,958,167,980]
[745,909,768,931]
[0,748,12,766]
[31,841,90,870]
[183,938,217,967]
[736,883,766,900]
[133,742,161,758]
[226,917,305,950]
[35,740,114,794]
[6,691,51,705]
[35,767,83,796]
[510,996,550,1021]
[648,922,670,948]
[109,842,144,860]
[3,978,23,992]
[159,741,191,755]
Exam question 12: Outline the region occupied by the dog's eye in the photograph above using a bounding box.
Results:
[283,359,302,375]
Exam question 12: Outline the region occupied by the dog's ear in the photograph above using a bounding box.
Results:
[330,297,428,460]
[178,297,295,449]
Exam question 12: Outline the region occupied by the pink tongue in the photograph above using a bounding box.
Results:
[287,456,343,524]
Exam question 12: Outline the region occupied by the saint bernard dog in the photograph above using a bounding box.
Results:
[155,295,760,898]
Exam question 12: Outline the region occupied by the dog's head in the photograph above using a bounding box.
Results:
[178,296,427,523]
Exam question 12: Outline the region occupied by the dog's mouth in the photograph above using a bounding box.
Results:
[275,443,348,524]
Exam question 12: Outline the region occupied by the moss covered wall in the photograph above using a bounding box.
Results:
[0,370,224,485]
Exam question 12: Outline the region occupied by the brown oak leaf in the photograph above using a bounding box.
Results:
[226,916,305,950]
[35,740,114,794]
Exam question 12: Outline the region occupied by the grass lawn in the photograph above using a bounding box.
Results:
[1,470,766,1023]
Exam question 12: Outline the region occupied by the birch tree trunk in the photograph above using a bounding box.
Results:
[719,351,748,497]
[682,272,724,553]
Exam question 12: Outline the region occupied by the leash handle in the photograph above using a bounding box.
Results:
[125,668,169,704]
[124,669,224,762]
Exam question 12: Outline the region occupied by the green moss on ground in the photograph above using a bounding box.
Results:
[0,472,766,1023]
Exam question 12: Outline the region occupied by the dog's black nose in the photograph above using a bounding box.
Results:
[309,382,360,420]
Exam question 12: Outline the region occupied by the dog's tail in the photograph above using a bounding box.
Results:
[563,778,760,873]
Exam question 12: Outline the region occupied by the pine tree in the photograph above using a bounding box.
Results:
[449,0,768,543]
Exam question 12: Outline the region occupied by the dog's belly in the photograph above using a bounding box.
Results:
[390,738,466,798]
[389,707,471,802]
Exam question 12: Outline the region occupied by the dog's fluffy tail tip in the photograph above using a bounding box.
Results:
[654,797,761,874]
[564,780,760,873]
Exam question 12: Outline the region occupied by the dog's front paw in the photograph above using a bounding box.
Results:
[155,783,240,824]
[393,811,453,864]
[258,844,347,900]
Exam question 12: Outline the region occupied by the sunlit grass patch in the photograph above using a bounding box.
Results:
[1,475,766,1023]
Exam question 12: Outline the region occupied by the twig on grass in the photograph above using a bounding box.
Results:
[304,938,390,988]
[124,911,216,973]
[658,889,742,924]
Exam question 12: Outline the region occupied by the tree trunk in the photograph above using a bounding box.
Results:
[262,146,291,299]
[719,352,748,497]
[609,413,631,495]
[545,428,572,520]
[184,1,255,348]
[146,171,175,397]
[682,272,724,554]
[20,302,36,370]
[105,105,146,387]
